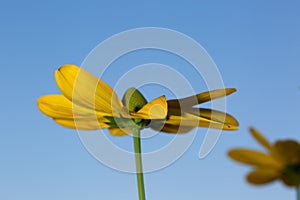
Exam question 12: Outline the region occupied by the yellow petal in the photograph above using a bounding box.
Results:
[150,121,195,133]
[247,168,280,185]
[198,117,239,130]
[108,128,131,136]
[130,96,167,119]
[166,114,199,127]
[53,118,110,130]
[249,127,271,150]
[228,149,282,168]
[163,107,238,131]
[55,64,123,116]
[194,108,239,128]
[37,95,107,119]
[167,88,237,108]
[38,95,110,130]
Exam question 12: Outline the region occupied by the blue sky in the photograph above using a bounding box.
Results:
[1,0,300,199]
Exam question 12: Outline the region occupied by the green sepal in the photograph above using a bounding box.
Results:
[105,89,151,130]
[104,116,151,130]
[122,87,148,112]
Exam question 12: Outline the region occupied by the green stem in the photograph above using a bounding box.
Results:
[133,128,146,200]
[297,184,300,200]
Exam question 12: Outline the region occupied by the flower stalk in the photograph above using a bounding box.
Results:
[133,128,146,200]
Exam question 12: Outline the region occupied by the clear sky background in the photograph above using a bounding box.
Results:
[1,0,300,200]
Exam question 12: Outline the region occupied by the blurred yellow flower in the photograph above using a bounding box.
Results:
[228,128,300,187]
[38,64,238,135]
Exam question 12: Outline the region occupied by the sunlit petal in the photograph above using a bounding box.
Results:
[37,95,107,119]
[53,118,110,130]
[131,96,167,119]
[108,128,131,136]
[55,64,123,116]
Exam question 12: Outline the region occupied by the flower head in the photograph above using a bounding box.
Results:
[38,64,238,135]
[228,128,300,187]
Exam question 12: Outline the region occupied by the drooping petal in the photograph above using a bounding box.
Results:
[38,95,110,130]
[247,168,280,185]
[159,125,195,133]
[55,64,123,116]
[167,88,236,108]
[249,127,272,150]
[228,149,282,168]
[150,121,195,133]
[198,117,239,130]
[192,108,239,129]
[165,114,199,127]
[166,115,238,130]
[53,118,110,130]
[130,96,167,119]
[108,128,131,136]
[151,115,237,133]
[160,107,238,131]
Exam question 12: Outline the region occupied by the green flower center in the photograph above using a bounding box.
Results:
[105,88,151,130]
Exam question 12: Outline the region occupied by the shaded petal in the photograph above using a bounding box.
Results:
[228,149,282,168]
[162,107,238,131]
[150,122,195,133]
[166,114,199,127]
[151,115,236,134]
[150,117,194,133]
[249,127,272,150]
[270,140,300,165]
[192,108,239,129]
[247,168,280,185]
[167,88,236,108]
[108,128,131,136]
[198,117,239,130]
[130,96,167,119]
[55,64,123,116]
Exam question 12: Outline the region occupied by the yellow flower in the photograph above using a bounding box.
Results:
[38,64,239,136]
[228,128,300,187]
